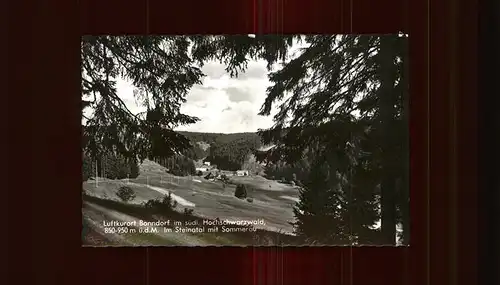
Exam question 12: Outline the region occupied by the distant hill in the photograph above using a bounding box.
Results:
[178,131,261,146]
[81,126,270,172]
[178,131,264,171]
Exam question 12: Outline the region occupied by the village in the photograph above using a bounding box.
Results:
[195,161,249,181]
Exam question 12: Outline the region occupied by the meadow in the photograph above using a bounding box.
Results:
[82,160,302,246]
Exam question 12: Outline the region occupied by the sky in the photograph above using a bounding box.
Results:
[116,58,277,134]
[83,36,310,134]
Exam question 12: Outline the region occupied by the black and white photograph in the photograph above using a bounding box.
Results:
[81,34,409,246]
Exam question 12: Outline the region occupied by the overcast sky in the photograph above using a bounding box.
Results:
[83,36,310,134]
[116,58,279,134]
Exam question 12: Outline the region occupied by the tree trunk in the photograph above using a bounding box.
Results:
[400,36,410,245]
[96,157,103,178]
[378,36,399,245]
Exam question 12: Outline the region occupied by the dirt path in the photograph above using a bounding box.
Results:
[127,182,196,207]
[279,195,300,203]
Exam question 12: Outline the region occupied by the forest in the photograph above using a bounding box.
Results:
[82,129,263,176]
[179,131,262,171]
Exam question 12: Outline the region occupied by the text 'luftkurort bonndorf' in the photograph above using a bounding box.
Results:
[101,219,266,234]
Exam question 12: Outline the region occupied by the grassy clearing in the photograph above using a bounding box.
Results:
[83,160,302,245]
[82,194,300,246]
[228,175,299,192]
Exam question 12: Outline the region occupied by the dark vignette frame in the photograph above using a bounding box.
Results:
[5,0,477,284]
[478,0,499,284]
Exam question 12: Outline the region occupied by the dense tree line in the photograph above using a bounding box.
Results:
[179,131,261,147]
[176,131,263,171]
[82,153,93,182]
[153,155,196,176]
[263,158,310,184]
[204,155,241,171]
[175,131,263,168]
[205,136,262,171]
[241,153,264,175]
[82,152,139,181]
[180,143,207,161]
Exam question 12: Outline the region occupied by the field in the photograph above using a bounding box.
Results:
[82,160,302,246]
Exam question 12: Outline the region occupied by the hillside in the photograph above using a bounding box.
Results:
[82,159,301,246]
[178,131,260,144]
[82,126,270,172]
[179,131,262,152]
[179,131,264,171]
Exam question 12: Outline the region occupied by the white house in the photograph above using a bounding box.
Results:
[204,161,211,166]
[196,167,209,172]
[236,170,249,176]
